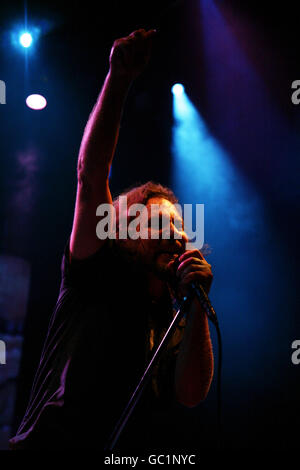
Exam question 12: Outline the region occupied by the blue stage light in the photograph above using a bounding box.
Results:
[19,32,33,48]
[10,25,43,51]
[171,83,184,96]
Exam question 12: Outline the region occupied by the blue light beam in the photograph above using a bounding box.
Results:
[19,32,33,48]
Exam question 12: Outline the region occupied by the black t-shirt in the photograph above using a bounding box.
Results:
[9,239,186,450]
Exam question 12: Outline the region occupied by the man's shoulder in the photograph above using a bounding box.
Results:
[60,237,116,288]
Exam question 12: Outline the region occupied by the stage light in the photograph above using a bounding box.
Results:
[19,32,33,48]
[10,24,43,51]
[26,94,47,110]
[171,83,184,96]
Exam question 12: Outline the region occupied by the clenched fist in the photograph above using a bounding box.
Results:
[109,29,156,80]
[169,250,213,301]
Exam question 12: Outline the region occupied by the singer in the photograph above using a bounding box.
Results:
[10,29,214,450]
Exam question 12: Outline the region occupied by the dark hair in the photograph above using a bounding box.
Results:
[113,181,178,227]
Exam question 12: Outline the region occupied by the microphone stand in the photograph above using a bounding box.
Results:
[104,283,220,452]
[104,294,193,452]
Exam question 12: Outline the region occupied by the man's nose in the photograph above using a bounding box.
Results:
[169,222,188,242]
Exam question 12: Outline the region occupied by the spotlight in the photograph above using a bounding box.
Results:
[171,83,185,96]
[26,94,47,110]
[19,32,33,48]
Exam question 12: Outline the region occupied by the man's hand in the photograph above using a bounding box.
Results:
[174,249,213,300]
[109,29,156,81]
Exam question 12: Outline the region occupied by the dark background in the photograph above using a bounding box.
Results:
[0,0,299,450]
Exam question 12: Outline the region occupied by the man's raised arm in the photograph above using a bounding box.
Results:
[70,29,156,260]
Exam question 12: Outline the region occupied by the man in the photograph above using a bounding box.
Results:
[10,29,214,450]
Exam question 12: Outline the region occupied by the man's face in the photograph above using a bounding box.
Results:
[119,197,188,279]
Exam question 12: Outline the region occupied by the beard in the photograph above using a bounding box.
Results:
[114,239,182,284]
[150,252,178,281]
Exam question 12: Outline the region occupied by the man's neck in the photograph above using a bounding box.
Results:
[147,272,167,302]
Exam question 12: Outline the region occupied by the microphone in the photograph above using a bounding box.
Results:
[169,254,218,325]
